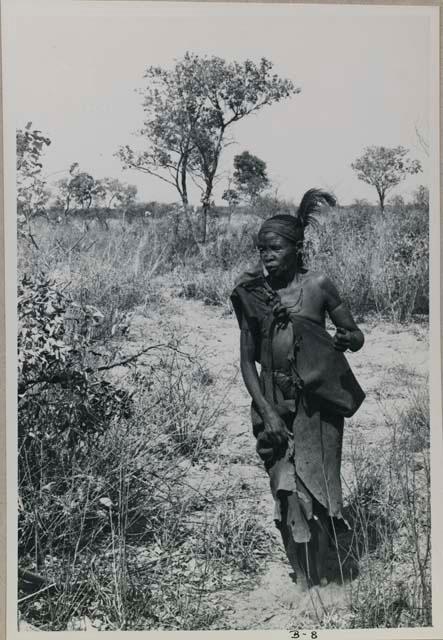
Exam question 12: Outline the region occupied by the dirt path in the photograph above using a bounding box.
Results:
[129,296,428,630]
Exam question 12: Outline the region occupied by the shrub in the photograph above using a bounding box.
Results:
[203,490,272,573]
[307,206,429,320]
[20,197,429,323]
[18,275,257,631]
[344,385,431,628]
[175,266,238,311]
[17,219,164,336]
[18,275,134,559]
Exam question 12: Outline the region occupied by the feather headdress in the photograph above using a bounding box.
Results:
[297,188,337,229]
[258,188,336,244]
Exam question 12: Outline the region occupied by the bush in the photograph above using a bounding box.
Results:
[18,275,134,559]
[17,198,431,630]
[204,490,272,573]
[193,200,429,322]
[17,219,165,335]
[307,206,429,320]
[18,275,271,631]
[344,385,431,628]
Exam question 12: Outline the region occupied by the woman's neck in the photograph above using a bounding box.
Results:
[267,266,304,290]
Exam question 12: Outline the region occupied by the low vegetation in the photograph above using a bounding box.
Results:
[17,169,430,631]
[19,194,428,323]
[344,387,431,628]
[17,276,273,630]
[16,49,431,627]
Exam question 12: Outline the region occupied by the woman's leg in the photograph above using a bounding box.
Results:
[278,493,309,589]
[313,512,329,586]
[277,493,330,588]
[292,509,329,588]
[294,540,317,587]
[307,502,331,586]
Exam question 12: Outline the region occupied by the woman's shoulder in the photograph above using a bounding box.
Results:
[231,265,273,327]
[302,271,342,310]
[302,270,335,288]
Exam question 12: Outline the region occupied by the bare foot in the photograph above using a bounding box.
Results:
[297,577,310,592]
[289,571,309,592]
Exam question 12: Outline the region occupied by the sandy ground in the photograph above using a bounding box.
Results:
[128,294,428,630]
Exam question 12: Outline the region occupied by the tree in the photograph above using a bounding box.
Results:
[100,178,137,209]
[221,186,240,222]
[182,55,298,242]
[388,194,406,212]
[232,150,269,203]
[351,198,371,210]
[412,185,429,211]
[55,164,107,228]
[99,178,137,225]
[16,123,51,246]
[118,52,299,243]
[351,146,421,213]
[117,56,204,224]
[117,56,206,246]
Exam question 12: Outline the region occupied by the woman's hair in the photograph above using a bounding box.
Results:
[258,188,336,268]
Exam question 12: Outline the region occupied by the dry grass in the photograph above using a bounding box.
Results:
[17,306,270,631]
[278,384,431,632]
[20,202,428,326]
[17,204,430,631]
[342,385,431,628]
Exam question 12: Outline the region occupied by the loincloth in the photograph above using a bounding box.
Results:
[253,390,347,544]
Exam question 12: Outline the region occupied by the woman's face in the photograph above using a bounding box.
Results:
[257,231,298,276]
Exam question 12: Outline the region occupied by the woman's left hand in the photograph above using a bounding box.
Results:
[271,300,290,326]
[333,326,352,351]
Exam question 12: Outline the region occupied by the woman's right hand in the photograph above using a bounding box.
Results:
[256,407,290,464]
[262,407,291,442]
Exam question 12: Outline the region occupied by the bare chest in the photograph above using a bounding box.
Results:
[276,279,326,324]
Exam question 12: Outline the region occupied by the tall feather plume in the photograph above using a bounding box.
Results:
[297,188,336,228]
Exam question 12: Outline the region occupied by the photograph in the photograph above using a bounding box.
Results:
[2,0,441,636]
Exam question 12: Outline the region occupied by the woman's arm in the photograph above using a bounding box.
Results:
[240,316,290,436]
[320,276,364,352]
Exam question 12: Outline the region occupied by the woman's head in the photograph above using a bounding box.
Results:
[257,215,304,276]
[256,189,336,277]
[258,214,304,246]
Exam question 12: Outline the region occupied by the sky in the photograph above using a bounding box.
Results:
[10,1,434,207]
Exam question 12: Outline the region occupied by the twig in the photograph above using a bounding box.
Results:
[94,343,167,371]
[59,231,89,255]
[83,240,98,252]
[95,343,194,371]
[18,582,57,604]
[59,280,72,292]
[18,343,196,393]
[27,232,39,250]
[258,613,277,624]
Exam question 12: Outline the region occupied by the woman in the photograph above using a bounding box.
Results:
[230,189,365,588]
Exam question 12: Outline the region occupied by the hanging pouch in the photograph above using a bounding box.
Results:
[289,315,365,418]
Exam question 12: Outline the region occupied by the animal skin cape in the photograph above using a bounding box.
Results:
[230,268,365,542]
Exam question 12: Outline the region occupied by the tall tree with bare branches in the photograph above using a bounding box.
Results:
[118,53,299,242]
